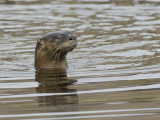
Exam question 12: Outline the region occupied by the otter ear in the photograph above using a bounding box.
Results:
[37,39,44,45]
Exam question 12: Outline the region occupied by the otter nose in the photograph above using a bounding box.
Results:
[69,36,76,41]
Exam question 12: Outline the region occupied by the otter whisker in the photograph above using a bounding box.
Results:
[34,31,77,68]
[49,47,61,66]
[50,46,60,60]
[57,52,60,67]
[38,42,60,58]
[38,46,51,58]
[53,53,57,64]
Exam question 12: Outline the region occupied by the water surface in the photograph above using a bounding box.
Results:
[0,0,160,119]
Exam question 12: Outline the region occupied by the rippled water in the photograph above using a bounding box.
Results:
[0,0,160,119]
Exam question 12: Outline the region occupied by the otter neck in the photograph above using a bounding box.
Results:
[35,52,68,69]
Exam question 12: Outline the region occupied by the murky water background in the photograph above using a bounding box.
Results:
[0,0,160,119]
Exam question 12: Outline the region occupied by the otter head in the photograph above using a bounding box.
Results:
[34,31,77,69]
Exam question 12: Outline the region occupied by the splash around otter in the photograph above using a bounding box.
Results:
[34,31,77,69]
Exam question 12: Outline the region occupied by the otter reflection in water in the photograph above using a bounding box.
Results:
[35,31,78,112]
[35,68,78,112]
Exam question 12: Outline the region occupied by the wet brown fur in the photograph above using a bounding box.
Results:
[34,31,77,69]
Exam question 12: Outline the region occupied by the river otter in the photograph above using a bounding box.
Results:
[34,31,77,68]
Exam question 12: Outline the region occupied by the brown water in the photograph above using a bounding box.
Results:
[0,0,160,119]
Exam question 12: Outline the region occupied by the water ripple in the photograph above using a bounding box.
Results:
[0,0,160,119]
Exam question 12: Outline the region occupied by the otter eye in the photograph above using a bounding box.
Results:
[57,35,61,40]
